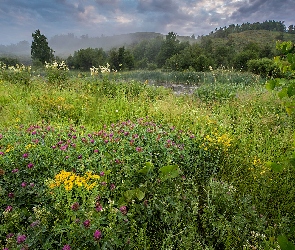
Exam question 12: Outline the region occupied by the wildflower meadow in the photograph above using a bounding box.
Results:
[0,59,294,249]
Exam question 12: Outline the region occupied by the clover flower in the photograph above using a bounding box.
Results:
[119,206,127,215]
[93,230,102,241]
[16,234,26,244]
[71,202,80,211]
[27,163,34,169]
[83,219,91,228]
[5,206,13,212]
[62,244,71,250]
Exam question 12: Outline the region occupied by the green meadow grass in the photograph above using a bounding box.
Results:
[0,70,294,249]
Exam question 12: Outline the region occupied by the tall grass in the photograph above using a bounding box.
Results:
[0,69,294,248]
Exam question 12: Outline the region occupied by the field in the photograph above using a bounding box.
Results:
[0,67,295,249]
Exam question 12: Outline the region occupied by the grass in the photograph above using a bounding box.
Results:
[0,69,294,249]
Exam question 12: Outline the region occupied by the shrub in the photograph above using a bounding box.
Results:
[247,58,279,77]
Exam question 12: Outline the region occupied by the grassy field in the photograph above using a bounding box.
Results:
[0,68,294,249]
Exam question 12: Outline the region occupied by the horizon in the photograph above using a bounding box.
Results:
[0,0,294,46]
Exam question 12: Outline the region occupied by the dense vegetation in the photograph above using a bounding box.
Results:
[0,39,295,249]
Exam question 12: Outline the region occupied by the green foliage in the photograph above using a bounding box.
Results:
[0,68,295,248]
[247,58,279,77]
[0,61,31,85]
[67,47,107,70]
[45,60,70,86]
[31,29,54,65]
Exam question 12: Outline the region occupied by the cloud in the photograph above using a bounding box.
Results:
[0,0,294,45]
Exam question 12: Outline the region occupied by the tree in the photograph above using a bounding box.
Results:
[31,29,54,65]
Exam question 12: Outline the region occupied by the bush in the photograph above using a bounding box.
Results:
[247,58,279,77]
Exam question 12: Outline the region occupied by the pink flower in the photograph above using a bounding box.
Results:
[99,171,105,176]
[12,168,19,173]
[62,244,71,250]
[71,202,80,211]
[136,147,142,152]
[119,206,127,215]
[6,233,14,239]
[5,206,13,212]
[8,192,14,198]
[93,230,102,241]
[16,234,26,244]
[22,153,28,158]
[94,149,99,153]
[95,205,103,212]
[78,154,82,159]
[83,219,90,228]
[0,151,4,155]
[27,163,34,169]
[110,184,115,190]
[21,182,27,188]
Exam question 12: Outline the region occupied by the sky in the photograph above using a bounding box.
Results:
[0,0,294,45]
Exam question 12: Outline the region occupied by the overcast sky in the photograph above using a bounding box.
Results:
[0,0,294,45]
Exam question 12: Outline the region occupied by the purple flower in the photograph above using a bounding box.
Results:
[136,147,142,152]
[83,219,90,228]
[119,206,127,215]
[22,153,28,158]
[0,151,4,155]
[110,184,115,190]
[5,206,13,212]
[95,205,103,212]
[78,154,82,159]
[30,220,40,227]
[52,145,57,149]
[62,244,71,250]
[21,182,27,188]
[0,134,3,139]
[93,230,102,241]
[8,192,14,198]
[6,233,14,239]
[12,168,19,173]
[27,163,34,169]
[17,234,26,244]
[71,202,80,211]
[94,149,99,153]
[29,183,35,187]
[99,171,105,177]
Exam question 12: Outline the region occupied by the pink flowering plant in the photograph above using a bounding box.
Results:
[0,117,279,249]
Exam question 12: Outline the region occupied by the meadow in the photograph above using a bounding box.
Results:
[0,65,294,249]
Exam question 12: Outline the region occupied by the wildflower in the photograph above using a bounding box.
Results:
[0,134,2,139]
[5,206,13,212]
[27,163,34,169]
[22,153,28,158]
[83,219,91,228]
[94,149,99,153]
[78,154,82,159]
[17,235,26,244]
[6,233,14,239]
[93,230,102,241]
[110,183,115,190]
[119,206,127,215]
[30,220,40,227]
[29,183,35,187]
[21,182,27,188]
[8,192,14,198]
[71,202,80,211]
[62,245,71,250]
[96,205,103,212]
[0,151,4,155]
[12,168,19,173]
[136,147,142,152]
[99,171,105,177]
